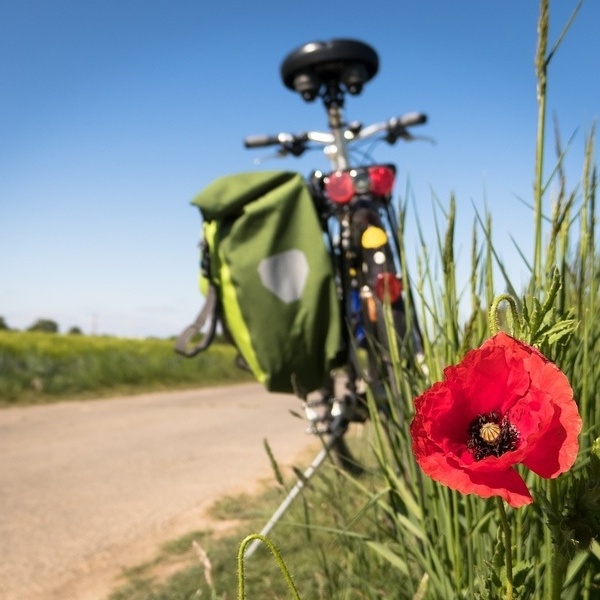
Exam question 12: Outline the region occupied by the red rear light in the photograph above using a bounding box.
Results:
[368,165,395,197]
[325,171,354,204]
[375,273,402,303]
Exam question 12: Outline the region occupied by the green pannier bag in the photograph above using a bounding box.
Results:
[175,170,342,394]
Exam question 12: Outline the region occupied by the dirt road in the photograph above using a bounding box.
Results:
[0,384,316,600]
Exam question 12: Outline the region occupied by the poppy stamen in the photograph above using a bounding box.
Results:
[467,411,520,461]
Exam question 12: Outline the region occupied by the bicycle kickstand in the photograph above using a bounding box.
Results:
[243,435,339,558]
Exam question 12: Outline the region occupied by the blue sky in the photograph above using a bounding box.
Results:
[1,0,598,337]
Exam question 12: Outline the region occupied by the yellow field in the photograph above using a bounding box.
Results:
[0,331,252,406]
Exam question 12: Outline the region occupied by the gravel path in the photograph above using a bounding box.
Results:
[0,384,314,600]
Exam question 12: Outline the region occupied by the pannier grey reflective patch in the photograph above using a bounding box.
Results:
[257,249,309,303]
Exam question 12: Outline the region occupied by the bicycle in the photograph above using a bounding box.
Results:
[177,39,429,555]
[242,39,427,470]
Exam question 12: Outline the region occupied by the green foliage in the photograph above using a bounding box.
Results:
[282,2,600,598]
[27,318,59,333]
[0,331,252,405]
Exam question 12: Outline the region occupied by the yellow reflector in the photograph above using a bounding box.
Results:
[361,226,388,249]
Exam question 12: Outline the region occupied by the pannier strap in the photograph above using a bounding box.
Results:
[174,285,219,357]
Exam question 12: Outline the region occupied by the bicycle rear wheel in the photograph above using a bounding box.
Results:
[352,207,410,409]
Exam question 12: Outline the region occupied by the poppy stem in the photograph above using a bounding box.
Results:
[489,294,521,338]
[548,479,568,600]
[549,547,569,600]
[237,534,302,600]
[495,497,514,600]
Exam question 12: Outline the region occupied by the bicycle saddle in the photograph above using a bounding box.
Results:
[280,39,379,101]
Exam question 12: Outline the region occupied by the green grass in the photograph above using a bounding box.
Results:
[325,3,600,599]
[0,331,253,406]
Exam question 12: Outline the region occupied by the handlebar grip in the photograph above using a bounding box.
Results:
[397,112,427,127]
[243,134,281,148]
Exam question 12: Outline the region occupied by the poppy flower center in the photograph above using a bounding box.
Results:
[466,411,520,461]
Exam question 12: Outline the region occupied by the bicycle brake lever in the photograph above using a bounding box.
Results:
[252,148,290,165]
[385,130,436,145]
[410,134,437,145]
[282,139,307,157]
[384,129,407,144]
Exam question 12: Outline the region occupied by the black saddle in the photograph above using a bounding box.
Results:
[280,39,379,101]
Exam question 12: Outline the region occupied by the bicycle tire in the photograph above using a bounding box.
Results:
[321,205,412,474]
[352,206,407,409]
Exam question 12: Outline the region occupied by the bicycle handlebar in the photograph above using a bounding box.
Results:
[243,133,293,148]
[397,112,428,127]
[243,111,427,152]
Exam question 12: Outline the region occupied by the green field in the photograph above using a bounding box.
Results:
[0,331,252,406]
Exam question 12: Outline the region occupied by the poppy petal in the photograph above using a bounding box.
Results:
[464,467,533,508]
[414,447,533,507]
[522,358,581,476]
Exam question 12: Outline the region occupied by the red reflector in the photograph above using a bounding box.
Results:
[369,165,395,197]
[325,171,354,204]
[375,273,402,303]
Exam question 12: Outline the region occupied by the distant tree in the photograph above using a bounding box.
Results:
[28,318,59,333]
[67,326,83,335]
[0,316,9,330]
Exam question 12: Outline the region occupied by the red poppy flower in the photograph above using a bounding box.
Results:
[410,332,582,507]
